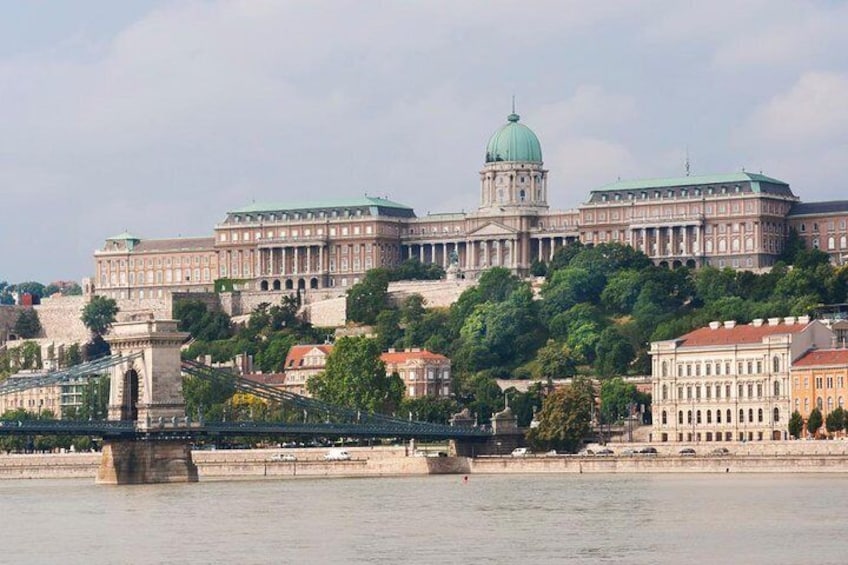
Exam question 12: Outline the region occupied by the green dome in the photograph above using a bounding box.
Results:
[485,113,542,163]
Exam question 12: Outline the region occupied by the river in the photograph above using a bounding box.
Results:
[1,473,843,564]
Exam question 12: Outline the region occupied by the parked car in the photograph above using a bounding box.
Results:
[595,448,614,456]
[679,448,696,456]
[709,447,731,456]
[620,448,636,456]
[638,446,658,454]
[271,453,297,462]
[324,449,351,461]
[511,447,529,457]
[578,448,595,456]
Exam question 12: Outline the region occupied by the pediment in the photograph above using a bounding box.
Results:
[468,222,518,238]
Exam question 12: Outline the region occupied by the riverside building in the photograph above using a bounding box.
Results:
[650,317,834,443]
[94,110,848,299]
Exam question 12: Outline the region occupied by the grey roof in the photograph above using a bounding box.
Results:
[229,196,413,214]
[133,237,215,253]
[788,201,848,217]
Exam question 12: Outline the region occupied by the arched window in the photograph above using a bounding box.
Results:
[773,356,780,372]
[696,410,702,424]
[817,397,823,410]
[662,411,667,425]
[706,410,712,424]
[739,408,744,423]
[662,385,668,400]
[678,411,684,425]
[828,397,834,411]
[662,362,668,377]
[687,410,692,424]
[727,409,732,423]
[773,407,780,423]
[758,408,763,423]
[717,410,722,423]
[774,381,780,397]
[748,408,754,422]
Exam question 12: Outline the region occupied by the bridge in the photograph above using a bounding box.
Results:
[0,319,490,483]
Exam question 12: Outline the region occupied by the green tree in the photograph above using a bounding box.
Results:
[788,410,804,439]
[807,407,823,437]
[346,269,390,325]
[529,259,547,277]
[14,281,46,300]
[594,328,635,377]
[526,378,594,453]
[307,336,403,414]
[182,371,237,422]
[81,296,119,336]
[374,309,403,351]
[390,258,445,281]
[599,377,636,424]
[13,308,41,339]
[174,299,232,341]
[255,333,297,374]
[535,340,576,379]
[826,407,845,436]
[398,396,460,424]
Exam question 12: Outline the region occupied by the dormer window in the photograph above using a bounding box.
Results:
[667,190,674,198]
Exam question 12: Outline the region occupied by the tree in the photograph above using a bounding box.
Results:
[13,308,41,339]
[399,396,460,424]
[174,299,232,341]
[182,371,236,422]
[807,408,823,437]
[594,328,635,377]
[346,269,390,325]
[526,378,594,453]
[254,333,297,374]
[65,343,83,367]
[535,340,576,379]
[307,336,403,414]
[81,296,118,337]
[788,411,804,439]
[599,377,636,424]
[826,407,845,436]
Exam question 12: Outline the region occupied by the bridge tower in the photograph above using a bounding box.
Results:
[96,319,199,484]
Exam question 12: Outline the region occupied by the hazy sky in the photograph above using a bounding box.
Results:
[2,0,847,283]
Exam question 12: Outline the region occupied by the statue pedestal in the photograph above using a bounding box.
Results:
[96,439,198,484]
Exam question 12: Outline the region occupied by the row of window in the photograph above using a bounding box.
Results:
[100,255,211,271]
[662,357,783,379]
[659,407,780,426]
[662,381,782,401]
[231,208,371,223]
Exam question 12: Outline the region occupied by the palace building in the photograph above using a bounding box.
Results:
[94,110,848,299]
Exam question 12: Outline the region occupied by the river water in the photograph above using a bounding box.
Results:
[1,473,844,564]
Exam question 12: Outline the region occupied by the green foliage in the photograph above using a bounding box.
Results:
[788,410,804,439]
[346,268,390,324]
[599,377,637,424]
[214,278,249,293]
[81,296,118,336]
[182,371,237,422]
[454,373,504,425]
[174,299,232,341]
[530,260,547,277]
[594,328,635,377]
[526,378,594,453]
[807,408,823,436]
[254,333,297,374]
[83,335,111,361]
[14,281,46,300]
[399,396,460,424]
[505,382,545,427]
[535,340,576,379]
[826,407,845,434]
[389,258,445,281]
[13,309,41,339]
[307,336,403,414]
[66,376,110,421]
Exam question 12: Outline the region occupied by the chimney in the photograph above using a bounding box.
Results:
[709,321,721,330]
[752,319,764,327]
[784,316,796,325]
[768,317,780,326]
[723,320,736,329]
[798,315,810,325]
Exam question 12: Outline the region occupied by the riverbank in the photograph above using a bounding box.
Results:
[6,443,848,480]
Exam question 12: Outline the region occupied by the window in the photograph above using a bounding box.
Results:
[774,381,780,397]
[678,411,684,425]
[662,411,667,425]
[717,410,722,423]
[662,385,668,400]
[748,408,753,422]
[687,410,692,424]
[706,410,712,424]
[773,407,780,423]
[739,408,744,423]
[726,409,732,423]
[757,408,763,423]
[696,410,702,424]
[773,356,781,372]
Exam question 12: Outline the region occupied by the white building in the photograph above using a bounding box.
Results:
[650,316,833,443]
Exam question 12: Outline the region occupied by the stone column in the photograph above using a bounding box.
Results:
[306,247,312,274]
[319,246,324,273]
[419,245,424,262]
[682,226,689,256]
[293,247,299,275]
[282,248,287,276]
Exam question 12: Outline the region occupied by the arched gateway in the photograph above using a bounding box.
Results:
[96,319,198,484]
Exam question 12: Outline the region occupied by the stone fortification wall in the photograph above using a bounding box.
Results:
[33,296,89,345]
[304,297,347,328]
[387,280,474,309]
[0,306,24,344]
[172,292,220,312]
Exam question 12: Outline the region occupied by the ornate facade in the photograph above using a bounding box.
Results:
[93,110,848,298]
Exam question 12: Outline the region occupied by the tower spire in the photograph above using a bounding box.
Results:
[684,147,691,177]
[512,94,516,114]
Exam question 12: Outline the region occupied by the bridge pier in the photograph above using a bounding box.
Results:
[97,439,198,484]
[100,319,198,485]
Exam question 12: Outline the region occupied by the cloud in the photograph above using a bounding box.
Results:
[740,71,848,144]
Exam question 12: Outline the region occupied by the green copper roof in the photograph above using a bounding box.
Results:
[230,196,413,214]
[594,172,788,192]
[106,231,141,241]
[485,113,542,164]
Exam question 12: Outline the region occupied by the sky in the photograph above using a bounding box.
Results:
[1,0,847,283]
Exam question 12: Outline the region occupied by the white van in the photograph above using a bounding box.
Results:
[324,449,351,461]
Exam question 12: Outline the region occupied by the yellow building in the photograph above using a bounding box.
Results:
[791,349,848,436]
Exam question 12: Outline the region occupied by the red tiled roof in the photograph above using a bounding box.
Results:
[241,373,286,385]
[381,350,449,364]
[793,349,848,368]
[284,344,333,369]
[678,322,808,347]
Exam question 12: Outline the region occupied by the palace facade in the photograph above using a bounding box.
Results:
[94,110,848,299]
